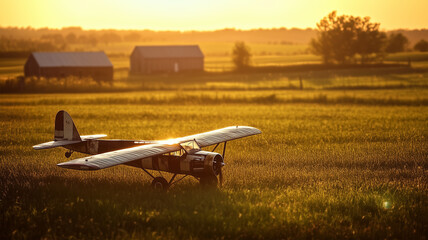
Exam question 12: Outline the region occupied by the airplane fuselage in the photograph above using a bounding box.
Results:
[62,140,223,178]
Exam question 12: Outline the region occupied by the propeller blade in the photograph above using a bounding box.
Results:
[219,167,223,187]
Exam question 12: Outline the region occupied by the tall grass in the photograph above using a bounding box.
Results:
[0,76,116,93]
[1,96,427,239]
[1,90,427,107]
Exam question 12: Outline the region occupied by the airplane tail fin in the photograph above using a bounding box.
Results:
[33,110,107,150]
[54,110,81,141]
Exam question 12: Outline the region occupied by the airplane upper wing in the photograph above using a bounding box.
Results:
[170,126,261,147]
[57,126,261,170]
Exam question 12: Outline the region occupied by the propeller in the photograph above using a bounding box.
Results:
[217,161,225,187]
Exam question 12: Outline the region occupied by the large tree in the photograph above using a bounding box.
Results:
[355,17,387,64]
[311,11,386,64]
[414,39,428,52]
[232,41,252,70]
[385,33,408,53]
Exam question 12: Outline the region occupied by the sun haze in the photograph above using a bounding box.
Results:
[0,0,426,30]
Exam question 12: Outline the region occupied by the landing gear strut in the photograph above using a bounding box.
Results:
[142,168,187,191]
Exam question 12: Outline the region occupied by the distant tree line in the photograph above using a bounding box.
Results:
[311,11,428,64]
[0,26,319,46]
[0,37,65,53]
[0,23,426,57]
[0,27,153,53]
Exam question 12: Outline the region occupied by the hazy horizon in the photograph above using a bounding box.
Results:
[1,0,427,31]
[0,25,426,32]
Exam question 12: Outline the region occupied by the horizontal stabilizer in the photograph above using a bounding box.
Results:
[33,140,81,150]
[80,134,107,140]
[33,134,107,150]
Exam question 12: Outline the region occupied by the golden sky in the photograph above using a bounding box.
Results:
[0,0,426,30]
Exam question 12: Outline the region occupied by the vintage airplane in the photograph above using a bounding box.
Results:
[33,110,261,190]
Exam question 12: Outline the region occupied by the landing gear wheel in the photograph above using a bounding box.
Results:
[151,177,169,191]
[199,175,218,187]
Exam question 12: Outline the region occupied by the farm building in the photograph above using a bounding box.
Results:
[130,45,204,74]
[24,52,113,82]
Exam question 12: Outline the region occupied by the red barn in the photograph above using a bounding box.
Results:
[24,52,113,82]
[130,45,204,74]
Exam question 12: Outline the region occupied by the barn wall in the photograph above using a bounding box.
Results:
[134,57,204,74]
[39,67,113,82]
[24,54,113,81]
[130,50,140,74]
[24,55,40,77]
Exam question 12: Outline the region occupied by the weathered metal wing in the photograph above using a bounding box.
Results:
[171,126,262,147]
[57,143,181,170]
[57,126,261,171]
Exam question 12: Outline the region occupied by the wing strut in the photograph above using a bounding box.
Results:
[141,169,188,188]
[211,143,220,152]
[169,175,189,186]
[142,168,155,179]
[168,174,177,184]
[219,141,227,187]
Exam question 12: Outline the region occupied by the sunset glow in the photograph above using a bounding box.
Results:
[0,0,427,30]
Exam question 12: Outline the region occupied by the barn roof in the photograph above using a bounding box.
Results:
[133,45,204,59]
[31,52,113,67]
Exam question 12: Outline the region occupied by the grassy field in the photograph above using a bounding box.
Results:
[1,41,428,239]
[0,90,427,239]
[2,60,428,94]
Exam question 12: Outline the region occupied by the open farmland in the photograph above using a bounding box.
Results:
[2,40,428,79]
[1,38,428,240]
[2,60,428,95]
[0,91,427,239]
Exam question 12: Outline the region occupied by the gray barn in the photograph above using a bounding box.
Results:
[130,45,204,74]
[24,52,113,82]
